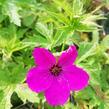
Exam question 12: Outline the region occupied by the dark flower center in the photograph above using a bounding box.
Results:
[50,64,62,76]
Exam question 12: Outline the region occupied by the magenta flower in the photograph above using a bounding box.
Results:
[26,45,89,106]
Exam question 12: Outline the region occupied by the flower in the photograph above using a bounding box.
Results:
[26,45,89,106]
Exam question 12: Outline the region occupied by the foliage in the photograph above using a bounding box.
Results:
[0,0,109,109]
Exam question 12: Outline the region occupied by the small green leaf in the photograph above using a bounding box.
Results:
[23,34,48,48]
[0,86,14,109]
[0,90,4,102]
[35,22,51,40]
[3,1,21,26]
[101,35,109,49]
[47,11,70,25]
[15,84,40,103]
[98,102,105,109]
[76,42,97,63]
[72,0,83,16]
[52,0,72,17]
[23,14,36,27]
[0,63,26,85]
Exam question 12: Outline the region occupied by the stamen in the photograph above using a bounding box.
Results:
[50,64,62,76]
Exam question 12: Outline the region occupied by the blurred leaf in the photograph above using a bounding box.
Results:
[15,84,40,103]
[46,11,70,25]
[52,0,72,17]
[45,0,104,33]
[3,1,21,26]
[17,28,27,39]
[100,65,109,90]
[98,102,105,109]
[35,22,52,40]
[0,90,4,102]
[72,0,83,16]
[23,34,48,48]
[0,25,29,59]
[76,42,97,63]
[0,86,14,109]
[0,63,26,85]
[76,86,96,100]
[52,30,66,47]
[23,14,36,27]
[101,35,109,49]
[92,30,99,43]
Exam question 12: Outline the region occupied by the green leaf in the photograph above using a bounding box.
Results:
[100,65,109,90]
[17,28,27,39]
[0,90,4,102]
[52,0,72,17]
[47,11,70,25]
[35,22,51,40]
[92,30,99,43]
[22,14,36,27]
[0,26,28,58]
[3,1,21,26]
[23,34,48,48]
[72,0,83,16]
[0,11,6,23]
[98,102,105,109]
[101,35,109,49]
[51,30,67,48]
[0,63,26,85]
[76,86,95,100]
[15,84,40,103]
[76,42,97,63]
[0,86,14,109]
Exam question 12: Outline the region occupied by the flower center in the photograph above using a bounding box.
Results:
[50,64,62,76]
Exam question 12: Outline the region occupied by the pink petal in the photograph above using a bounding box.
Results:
[63,65,89,91]
[58,45,78,67]
[44,76,70,106]
[26,66,53,93]
[33,47,56,67]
